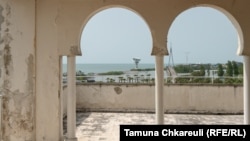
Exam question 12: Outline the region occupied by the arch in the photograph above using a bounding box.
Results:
[78,5,153,55]
[202,4,244,56]
[167,4,243,57]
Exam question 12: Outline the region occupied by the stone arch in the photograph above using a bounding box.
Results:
[79,5,154,56]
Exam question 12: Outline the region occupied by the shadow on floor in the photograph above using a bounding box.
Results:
[63,112,91,135]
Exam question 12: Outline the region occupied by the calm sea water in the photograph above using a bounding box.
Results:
[63,63,157,74]
[63,63,166,82]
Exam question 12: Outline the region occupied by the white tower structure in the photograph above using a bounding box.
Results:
[133,58,141,69]
[166,45,177,77]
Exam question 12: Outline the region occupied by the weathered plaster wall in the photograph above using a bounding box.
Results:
[0,0,35,141]
[0,0,248,141]
[63,84,243,114]
[36,0,62,141]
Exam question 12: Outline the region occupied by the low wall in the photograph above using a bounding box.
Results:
[63,84,243,114]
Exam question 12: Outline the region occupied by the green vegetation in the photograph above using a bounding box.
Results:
[232,61,239,76]
[76,70,85,76]
[172,77,243,84]
[130,68,155,71]
[70,60,243,85]
[174,64,193,73]
[98,71,124,75]
[217,64,224,77]
[191,65,205,76]
[106,78,116,83]
[168,60,243,84]
[62,70,89,82]
[226,61,233,76]
[75,70,87,82]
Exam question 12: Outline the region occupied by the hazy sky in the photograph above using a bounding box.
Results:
[73,7,243,64]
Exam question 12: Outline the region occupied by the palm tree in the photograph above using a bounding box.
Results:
[118,76,123,83]
[106,77,110,83]
[146,74,151,83]
[128,77,133,83]
[140,74,145,83]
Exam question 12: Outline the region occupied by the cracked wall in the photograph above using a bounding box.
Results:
[0,1,35,141]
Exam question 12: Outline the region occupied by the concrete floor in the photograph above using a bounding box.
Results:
[63,112,244,141]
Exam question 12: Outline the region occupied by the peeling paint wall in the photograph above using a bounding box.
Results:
[0,0,35,141]
[0,0,248,141]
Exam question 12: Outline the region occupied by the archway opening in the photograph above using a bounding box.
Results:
[76,7,153,83]
[167,7,243,84]
[62,8,154,137]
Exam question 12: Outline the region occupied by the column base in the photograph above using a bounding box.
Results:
[65,137,78,141]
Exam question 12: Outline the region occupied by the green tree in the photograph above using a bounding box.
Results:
[200,65,205,76]
[226,61,233,76]
[192,65,206,76]
[217,64,224,77]
[232,61,239,76]
[191,71,201,76]
[174,64,193,73]
[238,63,243,75]
[207,64,211,76]
[76,70,85,76]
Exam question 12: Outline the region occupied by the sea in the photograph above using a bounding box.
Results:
[63,63,156,74]
[62,63,166,82]
[62,63,223,82]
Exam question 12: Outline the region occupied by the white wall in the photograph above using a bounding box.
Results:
[63,84,243,114]
[36,0,62,140]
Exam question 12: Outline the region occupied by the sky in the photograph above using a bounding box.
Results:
[72,7,243,64]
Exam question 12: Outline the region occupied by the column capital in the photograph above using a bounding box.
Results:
[151,46,168,56]
[69,45,82,56]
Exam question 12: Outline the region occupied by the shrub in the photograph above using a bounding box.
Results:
[98,71,124,75]
[213,78,223,84]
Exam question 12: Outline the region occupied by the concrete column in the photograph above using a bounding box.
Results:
[155,55,164,124]
[66,56,78,141]
[244,56,250,124]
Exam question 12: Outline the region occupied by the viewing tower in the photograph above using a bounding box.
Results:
[133,58,141,69]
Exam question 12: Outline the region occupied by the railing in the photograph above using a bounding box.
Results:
[63,75,243,85]
[166,75,243,84]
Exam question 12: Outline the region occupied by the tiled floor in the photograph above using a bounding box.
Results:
[63,112,244,141]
